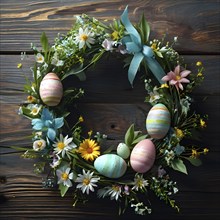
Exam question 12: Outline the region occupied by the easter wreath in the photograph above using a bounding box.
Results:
[16,7,209,215]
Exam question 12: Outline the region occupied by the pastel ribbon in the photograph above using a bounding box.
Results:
[121,6,165,86]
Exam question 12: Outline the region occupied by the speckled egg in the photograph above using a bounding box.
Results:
[39,72,63,106]
[130,139,156,173]
[146,103,171,139]
[94,154,127,179]
[117,143,130,159]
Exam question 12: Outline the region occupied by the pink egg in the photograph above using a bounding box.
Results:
[130,139,156,173]
[39,73,63,106]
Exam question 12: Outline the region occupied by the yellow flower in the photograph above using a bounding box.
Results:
[111,31,119,40]
[27,95,36,103]
[196,61,202,66]
[203,148,209,154]
[79,116,84,122]
[17,63,22,68]
[88,130,93,137]
[78,139,100,161]
[160,83,169,88]
[175,127,184,139]
[151,43,158,51]
[200,119,206,128]
[197,72,203,77]
[191,149,199,158]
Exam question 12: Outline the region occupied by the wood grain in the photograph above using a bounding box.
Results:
[0,55,219,105]
[0,0,220,53]
[0,1,220,219]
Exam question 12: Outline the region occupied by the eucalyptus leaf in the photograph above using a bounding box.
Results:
[171,158,188,174]
[59,184,69,197]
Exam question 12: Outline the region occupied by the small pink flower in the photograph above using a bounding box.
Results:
[161,65,190,90]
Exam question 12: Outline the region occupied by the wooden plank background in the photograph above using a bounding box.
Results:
[0,0,220,219]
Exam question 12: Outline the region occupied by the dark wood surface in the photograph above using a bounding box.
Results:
[0,1,220,219]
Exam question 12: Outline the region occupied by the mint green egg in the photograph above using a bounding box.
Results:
[94,154,127,178]
[117,143,130,159]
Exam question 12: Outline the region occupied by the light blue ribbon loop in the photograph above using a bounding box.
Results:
[121,6,165,86]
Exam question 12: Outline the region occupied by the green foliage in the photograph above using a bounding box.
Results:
[40,32,49,52]
[186,157,202,166]
[171,158,188,174]
[137,14,150,44]
[59,184,69,197]
[125,124,148,147]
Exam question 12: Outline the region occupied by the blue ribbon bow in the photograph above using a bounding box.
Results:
[121,7,165,86]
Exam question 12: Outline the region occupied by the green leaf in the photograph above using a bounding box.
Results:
[185,157,202,167]
[155,51,163,58]
[91,49,105,64]
[132,134,148,145]
[59,184,69,197]
[139,14,150,43]
[76,71,86,81]
[133,130,142,139]
[171,158,188,174]
[125,124,134,146]
[61,64,84,80]
[40,32,49,52]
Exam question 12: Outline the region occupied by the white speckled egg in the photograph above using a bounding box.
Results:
[117,143,130,159]
[39,72,63,106]
[130,139,156,173]
[94,154,127,178]
[146,103,171,139]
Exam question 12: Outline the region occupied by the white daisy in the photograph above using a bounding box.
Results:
[56,166,74,187]
[33,139,46,151]
[35,53,44,63]
[75,169,100,195]
[132,174,149,191]
[74,27,95,49]
[53,134,77,158]
[106,185,122,201]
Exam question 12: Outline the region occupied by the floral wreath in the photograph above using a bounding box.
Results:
[16,6,209,216]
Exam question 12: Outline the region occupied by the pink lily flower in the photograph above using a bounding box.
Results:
[161,65,191,90]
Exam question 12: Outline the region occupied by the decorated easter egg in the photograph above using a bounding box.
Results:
[130,139,156,173]
[94,154,127,178]
[117,143,130,159]
[39,72,63,106]
[146,103,171,139]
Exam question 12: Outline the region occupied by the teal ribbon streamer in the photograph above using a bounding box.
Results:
[121,6,165,86]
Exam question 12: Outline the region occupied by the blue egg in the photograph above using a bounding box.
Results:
[94,154,127,178]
